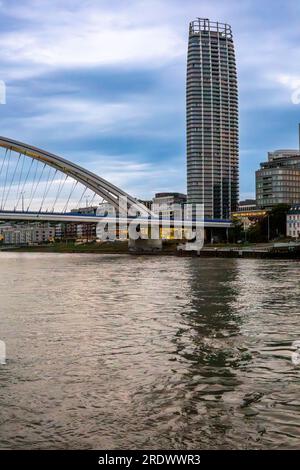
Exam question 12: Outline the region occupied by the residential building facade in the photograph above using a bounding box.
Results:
[0,223,55,245]
[287,204,300,238]
[186,18,239,219]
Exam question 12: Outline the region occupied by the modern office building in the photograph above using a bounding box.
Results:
[186,18,239,220]
[256,149,300,209]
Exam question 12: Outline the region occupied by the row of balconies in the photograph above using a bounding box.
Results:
[187,133,239,138]
[187,157,237,163]
[187,54,236,63]
[187,153,239,158]
[186,112,239,118]
[186,103,239,110]
[186,101,239,108]
[187,161,237,166]
[187,157,238,163]
[188,61,237,69]
[186,99,239,106]
[187,118,239,124]
[187,129,239,135]
[186,115,239,122]
[186,125,239,131]
[187,123,239,128]
[191,58,235,65]
[187,70,237,79]
[186,98,239,106]
[187,86,238,92]
[187,117,237,123]
[187,137,239,143]
[187,139,239,145]
[187,63,237,71]
[186,117,239,124]
[187,145,239,150]
[186,86,238,94]
[187,137,239,142]
[187,83,238,90]
[186,93,238,100]
[187,159,239,165]
[187,150,234,154]
[187,170,236,177]
[186,87,239,95]
[186,79,238,86]
[187,124,239,130]
[187,173,234,178]
[186,74,237,84]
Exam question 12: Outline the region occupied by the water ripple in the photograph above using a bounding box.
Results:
[0,254,300,449]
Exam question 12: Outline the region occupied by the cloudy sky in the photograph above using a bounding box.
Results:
[0,0,300,201]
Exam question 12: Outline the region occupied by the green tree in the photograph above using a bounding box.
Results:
[268,204,290,239]
[229,218,243,243]
[247,222,264,243]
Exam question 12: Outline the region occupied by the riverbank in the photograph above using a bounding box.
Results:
[181,247,300,259]
[0,241,130,254]
[2,240,300,259]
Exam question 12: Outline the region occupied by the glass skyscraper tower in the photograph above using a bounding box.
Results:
[186,18,239,219]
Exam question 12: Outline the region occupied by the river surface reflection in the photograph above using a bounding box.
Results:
[0,253,299,449]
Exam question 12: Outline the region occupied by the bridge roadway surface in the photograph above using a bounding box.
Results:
[0,211,232,228]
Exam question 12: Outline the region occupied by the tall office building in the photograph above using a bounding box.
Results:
[256,149,300,209]
[186,18,239,219]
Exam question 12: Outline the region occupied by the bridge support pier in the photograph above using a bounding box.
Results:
[128,238,162,253]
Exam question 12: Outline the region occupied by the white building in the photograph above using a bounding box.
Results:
[1,223,55,245]
[55,224,63,239]
[287,204,300,238]
[32,224,55,244]
[152,193,187,219]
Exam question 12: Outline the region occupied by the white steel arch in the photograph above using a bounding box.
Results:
[0,136,151,216]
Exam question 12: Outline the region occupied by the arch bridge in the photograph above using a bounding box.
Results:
[0,136,152,219]
[0,136,231,231]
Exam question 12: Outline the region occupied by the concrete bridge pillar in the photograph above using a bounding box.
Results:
[128,238,162,253]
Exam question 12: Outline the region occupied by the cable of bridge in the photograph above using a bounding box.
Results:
[2,152,21,209]
[26,163,46,212]
[62,180,78,213]
[0,149,11,210]
[39,168,58,213]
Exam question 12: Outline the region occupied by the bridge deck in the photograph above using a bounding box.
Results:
[0,211,232,228]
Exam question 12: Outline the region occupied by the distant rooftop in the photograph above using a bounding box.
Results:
[189,18,233,39]
[239,199,256,205]
[154,192,187,199]
[288,204,300,214]
[268,149,300,162]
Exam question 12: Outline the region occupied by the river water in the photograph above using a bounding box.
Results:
[0,252,299,449]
